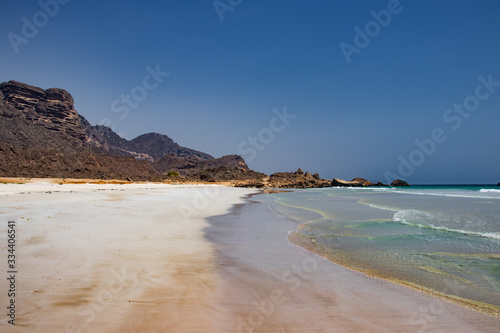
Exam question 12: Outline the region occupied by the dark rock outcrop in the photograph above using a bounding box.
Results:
[352,177,373,186]
[187,166,267,183]
[295,168,304,175]
[154,154,249,176]
[232,169,331,188]
[267,169,332,188]
[332,177,389,187]
[391,179,410,187]
[331,178,365,187]
[356,179,389,186]
[1,81,85,141]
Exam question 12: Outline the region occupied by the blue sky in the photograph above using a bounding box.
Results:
[1,0,499,184]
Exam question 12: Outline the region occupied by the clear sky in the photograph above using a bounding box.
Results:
[1,0,499,184]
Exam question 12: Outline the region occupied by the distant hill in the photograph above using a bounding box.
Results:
[0,80,242,180]
[80,116,213,162]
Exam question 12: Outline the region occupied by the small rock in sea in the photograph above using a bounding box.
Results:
[391,179,410,187]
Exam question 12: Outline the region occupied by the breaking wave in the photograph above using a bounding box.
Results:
[393,209,500,240]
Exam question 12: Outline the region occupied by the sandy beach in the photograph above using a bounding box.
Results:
[0,181,256,332]
[0,182,499,332]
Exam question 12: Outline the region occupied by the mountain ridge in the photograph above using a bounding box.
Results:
[0,80,242,180]
[80,115,214,162]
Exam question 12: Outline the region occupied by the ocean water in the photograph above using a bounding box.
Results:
[253,186,500,314]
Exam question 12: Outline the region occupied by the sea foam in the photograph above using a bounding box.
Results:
[391,189,500,199]
[479,189,500,193]
[393,209,500,240]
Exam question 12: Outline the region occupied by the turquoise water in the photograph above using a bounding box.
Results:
[254,185,500,313]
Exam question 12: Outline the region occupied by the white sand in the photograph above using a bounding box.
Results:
[0,183,256,332]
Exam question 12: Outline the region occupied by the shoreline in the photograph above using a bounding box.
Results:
[204,192,500,332]
[264,186,500,318]
[264,188,500,318]
[287,231,500,318]
[266,188,500,319]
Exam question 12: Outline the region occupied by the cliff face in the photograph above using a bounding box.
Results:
[0,81,161,180]
[0,80,85,141]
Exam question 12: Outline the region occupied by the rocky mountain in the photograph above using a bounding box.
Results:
[0,80,232,180]
[80,116,213,162]
[0,80,162,180]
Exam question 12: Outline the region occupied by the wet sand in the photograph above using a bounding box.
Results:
[1,184,498,332]
[206,196,500,332]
